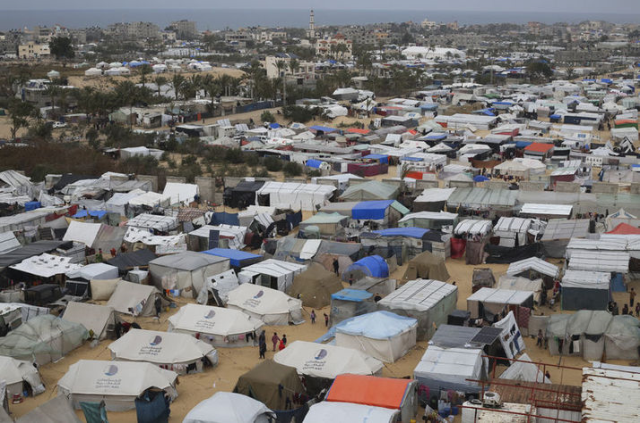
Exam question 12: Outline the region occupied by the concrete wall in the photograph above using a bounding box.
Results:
[485,181,510,190]
[591,182,619,195]
[416,180,440,190]
[136,175,158,192]
[555,182,581,193]
[195,176,217,204]
[165,176,187,184]
[448,181,474,189]
[631,183,640,195]
[520,181,546,191]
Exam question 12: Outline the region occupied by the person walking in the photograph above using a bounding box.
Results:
[537,329,544,348]
[258,330,267,359]
[154,296,162,318]
[631,288,636,308]
[636,303,640,317]
[271,332,280,352]
[332,258,340,276]
[310,310,316,324]
[324,313,329,327]
[282,334,287,347]
[278,337,286,351]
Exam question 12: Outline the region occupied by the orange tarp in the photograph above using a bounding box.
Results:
[325,374,411,409]
[606,223,640,235]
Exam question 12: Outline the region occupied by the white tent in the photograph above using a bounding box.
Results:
[226,283,303,326]
[63,220,126,251]
[108,329,218,374]
[188,224,248,250]
[493,311,526,359]
[413,346,486,396]
[10,253,82,278]
[105,190,145,215]
[0,231,21,254]
[197,269,241,306]
[62,302,116,340]
[0,356,45,397]
[84,67,102,77]
[467,288,534,320]
[128,192,171,209]
[106,280,163,317]
[66,262,119,281]
[273,341,384,380]
[57,360,178,411]
[184,392,275,423]
[335,311,417,363]
[496,275,543,303]
[126,213,177,231]
[238,259,307,292]
[377,279,457,340]
[499,353,550,384]
[304,402,399,423]
[256,182,336,211]
[163,182,199,205]
[148,251,230,296]
[14,395,82,423]
[168,304,263,348]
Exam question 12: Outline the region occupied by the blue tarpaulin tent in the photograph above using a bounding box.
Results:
[309,125,338,133]
[72,210,107,219]
[24,201,41,211]
[269,123,281,129]
[425,133,447,141]
[346,255,389,278]
[363,154,389,164]
[306,159,324,169]
[352,200,395,220]
[202,248,262,268]
[474,175,490,182]
[331,288,374,302]
[210,212,240,226]
[515,141,533,149]
[372,227,429,239]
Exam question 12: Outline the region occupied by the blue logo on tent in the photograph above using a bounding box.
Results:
[204,310,216,319]
[150,335,162,346]
[104,365,119,376]
[314,349,328,360]
[254,290,264,299]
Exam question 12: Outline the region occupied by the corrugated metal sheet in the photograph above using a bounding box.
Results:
[494,217,532,234]
[454,219,493,236]
[562,270,610,289]
[567,250,629,273]
[521,203,573,216]
[415,188,457,203]
[507,257,560,278]
[447,188,518,209]
[541,219,590,241]
[581,367,640,422]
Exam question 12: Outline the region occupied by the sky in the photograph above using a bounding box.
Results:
[4,0,637,13]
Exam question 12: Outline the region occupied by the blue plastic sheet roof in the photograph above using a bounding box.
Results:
[335,311,417,339]
[306,159,324,169]
[72,210,106,219]
[331,288,373,302]
[24,201,41,211]
[426,133,447,141]
[352,200,395,220]
[309,125,338,133]
[515,141,533,148]
[269,123,281,129]
[347,255,389,278]
[372,227,429,239]
[402,157,423,162]
[474,175,490,182]
[202,248,261,267]
[550,114,562,119]
[363,154,389,164]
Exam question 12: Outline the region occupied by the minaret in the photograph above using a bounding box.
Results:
[308,10,315,39]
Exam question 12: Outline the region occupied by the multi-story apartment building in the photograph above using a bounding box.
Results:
[18,42,50,59]
[170,20,198,40]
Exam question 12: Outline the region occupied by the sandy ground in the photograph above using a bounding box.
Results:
[8,251,639,422]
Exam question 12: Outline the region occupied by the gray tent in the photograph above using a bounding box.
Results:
[149,251,230,297]
[339,181,398,201]
[15,396,82,423]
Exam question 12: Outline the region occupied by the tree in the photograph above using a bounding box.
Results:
[49,37,75,60]
[274,60,287,105]
[261,110,275,123]
[288,59,300,75]
[7,99,35,140]
[44,83,60,118]
[264,156,283,172]
[526,60,553,82]
[170,74,186,100]
[283,161,302,177]
[138,64,153,87]
[153,76,167,97]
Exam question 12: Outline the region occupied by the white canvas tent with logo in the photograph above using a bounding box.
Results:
[57,360,178,411]
[184,392,275,423]
[273,340,383,381]
[62,302,116,340]
[168,304,263,348]
[108,329,218,374]
[0,356,45,397]
[106,280,165,317]
[148,252,230,297]
[226,283,304,326]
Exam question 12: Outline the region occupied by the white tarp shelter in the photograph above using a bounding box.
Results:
[184,392,275,423]
[66,262,119,281]
[499,353,550,384]
[467,288,534,320]
[62,302,116,340]
[274,341,383,380]
[106,280,163,317]
[238,259,307,292]
[168,304,263,348]
[493,311,526,359]
[125,213,178,232]
[57,360,178,411]
[335,311,417,363]
[226,283,303,326]
[108,329,217,374]
[0,356,45,397]
[188,225,248,250]
[256,182,336,211]
[413,345,486,396]
[163,182,199,205]
[304,402,399,423]
[148,251,230,296]
[10,253,82,278]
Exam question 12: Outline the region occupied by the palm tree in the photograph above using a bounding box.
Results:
[273,60,287,105]
[170,74,186,101]
[114,80,139,129]
[288,59,300,76]
[44,83,60,119]
[153,76,167,97]
[138,64,153,88]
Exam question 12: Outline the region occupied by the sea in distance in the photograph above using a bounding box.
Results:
[1,8,640,32]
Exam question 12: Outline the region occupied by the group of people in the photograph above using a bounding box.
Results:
[258,331,288,359]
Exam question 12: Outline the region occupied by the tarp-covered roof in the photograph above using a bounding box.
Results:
[340,181,398,201]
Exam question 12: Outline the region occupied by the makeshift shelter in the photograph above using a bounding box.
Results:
[273,341,383,395]
[413,188,456,212]
[10,253,82,280]
[256,182,335,211]
[107,280,165,317]
[398,212,458,231]
[0,356,45,397]
[330,289,377,327]
[196,269,240,306]
[325,374,418,423]
[349,200,409,228]
[540,219,590,258]
[344,255,389,281]
[493,311,527,359]
[223,180,265,209]
[402,251,450,282]
[472,268,496,293]
[493,217,533,247]
[106,249,157,274]
[452,219,493,264]
[234,360,307,415]
[226,283,304,326]
[125,213,177,232]
[546,310,614,360]
[287,262,344,309]
[149,251,230,296]
[62,302,116,340]
[188,224,248,250]
[506,257,559,282]
[603,315,640,360]
[62,220,126,252]
[162,182,199,205]
[66,263,119,282]
[497,275,544,303]
[498,353,550,384]
[466,288,534,321]
[108,329,218,374]
[238,259,307,292]
[202,248,262,269]
[361,229,432,263]
[378,279,457,340]
[57,360,178,412]
[340,181,398,201]
[14,395,82,423]
[561,270,611,310]
[413,346,486,400]
[299,212,348,237]
[335,311,417,363]
[304,402,399,423]
[184,392,275,423]
[168,304,263,348]
[0,315,88,365]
